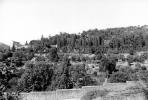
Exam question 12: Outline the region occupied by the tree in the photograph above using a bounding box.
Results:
[129,49,135,55]
[25,41,28,45]
[100,56,117,77]
[0,64,17,93]
[55,57,73,89]
[17,61,54,92]
[127,55,134,65]
[47,48,59,62]
[12,43,16,52]
[95,48,104,60]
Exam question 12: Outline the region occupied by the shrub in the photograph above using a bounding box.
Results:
[35,56,46,61]
[138,70,148,83]
[109,71,131,83]
[142,88,148,99]
[81,89,109,100]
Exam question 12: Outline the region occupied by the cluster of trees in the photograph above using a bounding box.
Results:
[0,46,97,93]
[108,65,148,83]
[17,57,96,92]
[29,25,148,54]
[96,51,148,83]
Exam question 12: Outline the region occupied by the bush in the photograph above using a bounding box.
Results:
[8,77,18,92]
[127,55,134,64]
[47,48,59,62]
[142,88,148,99]
[109,71,131,83]
[118,54,125,61]
[35,56,46,61]
[81,89,109,100]
[138,70,148,83]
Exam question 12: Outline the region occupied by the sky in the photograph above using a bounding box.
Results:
[0,0,148,45]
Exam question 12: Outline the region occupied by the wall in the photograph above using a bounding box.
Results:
[98,92,146,100]
[19,81,147,100]
[20,91,146,100]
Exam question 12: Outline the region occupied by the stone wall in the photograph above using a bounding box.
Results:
[20,89,83,100]
[99,92,146,100]
[19,81,147,100]
[20,91,146,100]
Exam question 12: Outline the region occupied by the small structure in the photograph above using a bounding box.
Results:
[12,41,30,50]
[50,44,58,48]
[116,60,129,69]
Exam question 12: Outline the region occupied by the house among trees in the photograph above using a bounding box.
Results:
[12,41,30,50]
[50,44,58,48]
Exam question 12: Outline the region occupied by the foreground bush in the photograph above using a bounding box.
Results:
[81,89,109,100]
[109,71,131,83]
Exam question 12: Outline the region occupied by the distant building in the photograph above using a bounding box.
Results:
[50,44,58,48]
[12,41,30,50]
[12,41,22,49]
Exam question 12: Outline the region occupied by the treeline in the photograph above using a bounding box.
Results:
[29,25,148,54]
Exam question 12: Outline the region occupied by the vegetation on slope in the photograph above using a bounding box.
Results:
[1,25,148,99]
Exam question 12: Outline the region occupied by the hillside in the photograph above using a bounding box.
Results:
[29,25,148,54]
[1,25,148,99]
[0,42,10,51]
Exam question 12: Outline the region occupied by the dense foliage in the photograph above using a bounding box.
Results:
[29,25,148,54]
[17,61,54,92]
[1,25,148,95]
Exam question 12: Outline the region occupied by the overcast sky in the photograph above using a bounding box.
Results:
[0,0,148,45]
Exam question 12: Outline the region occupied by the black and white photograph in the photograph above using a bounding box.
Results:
[0,0,148,100]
